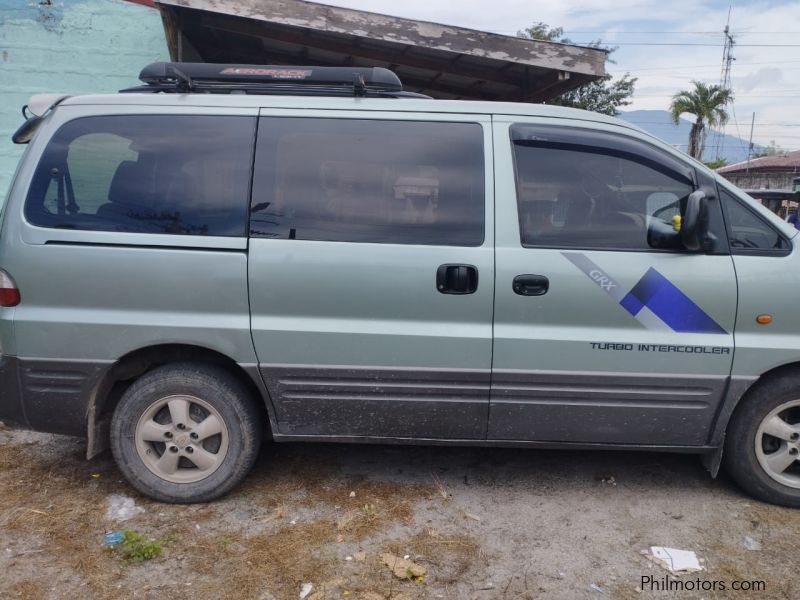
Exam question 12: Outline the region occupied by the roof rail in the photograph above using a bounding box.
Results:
[120,62,430,99]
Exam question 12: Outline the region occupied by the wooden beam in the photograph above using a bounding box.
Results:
[195,12,528,88]
[156,0,606,77]
[159,7,181,61]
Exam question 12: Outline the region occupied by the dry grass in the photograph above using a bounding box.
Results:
[8,580,47,600]
[388,528,482,585]
[0,442,135,599]
[0,438,466,600]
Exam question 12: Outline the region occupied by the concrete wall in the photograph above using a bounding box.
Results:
[0,0,168,199]
[721,171,799,191]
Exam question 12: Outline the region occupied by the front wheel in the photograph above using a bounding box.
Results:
[724,374,800,507]
[110,363,262,503]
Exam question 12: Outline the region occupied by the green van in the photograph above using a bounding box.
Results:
[2,63,799,506]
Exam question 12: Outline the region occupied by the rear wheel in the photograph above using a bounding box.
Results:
[110,363,262,503]
[724,374,800,507]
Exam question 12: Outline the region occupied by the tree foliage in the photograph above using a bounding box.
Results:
[517,22,637,116]
[753,140,785,158]
[703,157,728,170]
[669,81,733,159]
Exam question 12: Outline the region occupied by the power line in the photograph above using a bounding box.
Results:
[626,121,800,126]
[567,42,800,47]
[491,29,800,34]
[560,30,800,34]
[615,60,800,72]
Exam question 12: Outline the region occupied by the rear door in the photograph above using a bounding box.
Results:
[489,118,737,446]
[248,110,494,439]
[6,106,258,435]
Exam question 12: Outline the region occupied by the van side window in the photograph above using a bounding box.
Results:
[25,115,255,236]
[251,118,485,246]
[511,126,704,252]
[719,189,789,253]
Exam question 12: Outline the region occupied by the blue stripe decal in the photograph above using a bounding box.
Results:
[622,268,727,334]
[563,253,727,334]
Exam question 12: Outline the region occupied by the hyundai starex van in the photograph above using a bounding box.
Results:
[2,63,800,506]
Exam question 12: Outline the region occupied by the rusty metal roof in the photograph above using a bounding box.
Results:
[146,0,606,102]
[717,150,800,174]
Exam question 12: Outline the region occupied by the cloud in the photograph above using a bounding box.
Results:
[733,67,784,92]
[319,0,799,149]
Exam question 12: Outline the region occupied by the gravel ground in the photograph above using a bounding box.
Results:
[1,427,798,600]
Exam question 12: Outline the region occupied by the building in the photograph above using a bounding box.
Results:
[0,0,168,196]
[716,151,800,214]
[1,0,607,197]
[147,0,607,102]
[717,150,800,191]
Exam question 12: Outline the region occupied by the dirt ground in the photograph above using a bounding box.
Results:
[1,426,798,600]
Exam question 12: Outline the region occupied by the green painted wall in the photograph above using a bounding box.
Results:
[0,0,168,198]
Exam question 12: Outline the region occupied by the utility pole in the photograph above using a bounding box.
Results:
[712,7,735,160]
[745,112,755,175]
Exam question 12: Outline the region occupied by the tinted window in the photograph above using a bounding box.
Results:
[721,189,789,252]
[25,115,255,236]
[511,128,699,251]
[251,118,485,246]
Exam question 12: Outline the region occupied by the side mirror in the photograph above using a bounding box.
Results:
[681,190,709,252]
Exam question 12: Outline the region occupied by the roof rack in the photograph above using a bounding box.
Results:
[120,62,430,99]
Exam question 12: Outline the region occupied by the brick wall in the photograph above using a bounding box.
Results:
[0,0,168,198]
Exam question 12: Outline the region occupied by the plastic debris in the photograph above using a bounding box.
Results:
[349,491,356,498]
[105,495,145,522]
[103,531,124,546]
[299,583,313,599]
[643,547,704,574]
[381,552,426,580]
[590,583,605,593]
[742,536,762,551]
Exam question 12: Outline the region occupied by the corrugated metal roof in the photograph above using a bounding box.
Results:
[717,150,800,174]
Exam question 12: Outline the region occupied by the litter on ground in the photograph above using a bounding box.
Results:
[104,495,145,523]
[643,547,704,574]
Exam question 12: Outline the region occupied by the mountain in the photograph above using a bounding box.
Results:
[617,110,761,165]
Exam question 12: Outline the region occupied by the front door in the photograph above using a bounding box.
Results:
[248,111,494,439]
[490,118,737,446]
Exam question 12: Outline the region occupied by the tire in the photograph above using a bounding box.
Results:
[110,363,263,503]
[724,373,800,507]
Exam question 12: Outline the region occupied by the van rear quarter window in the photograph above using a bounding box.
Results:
[250,118,485,246]
[24,115,256,236]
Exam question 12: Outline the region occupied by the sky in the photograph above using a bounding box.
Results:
[320,0,799,152]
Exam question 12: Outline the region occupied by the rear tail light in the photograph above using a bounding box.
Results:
[0,270,20,307]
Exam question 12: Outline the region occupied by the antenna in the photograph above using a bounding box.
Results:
[711,6,735,161]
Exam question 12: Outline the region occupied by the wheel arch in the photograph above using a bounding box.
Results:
[704,361,800,476]
[86,343,275,458]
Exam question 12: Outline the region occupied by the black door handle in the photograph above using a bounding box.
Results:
[437,264,478,295]
[513,274,549,296]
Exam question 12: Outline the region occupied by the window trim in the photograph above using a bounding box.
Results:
[508,124,732,255]
[249,115,487,247]
[22,113,258,240]
[718,185,792,257]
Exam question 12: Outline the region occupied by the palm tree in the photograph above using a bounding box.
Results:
[670,81,733,160]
